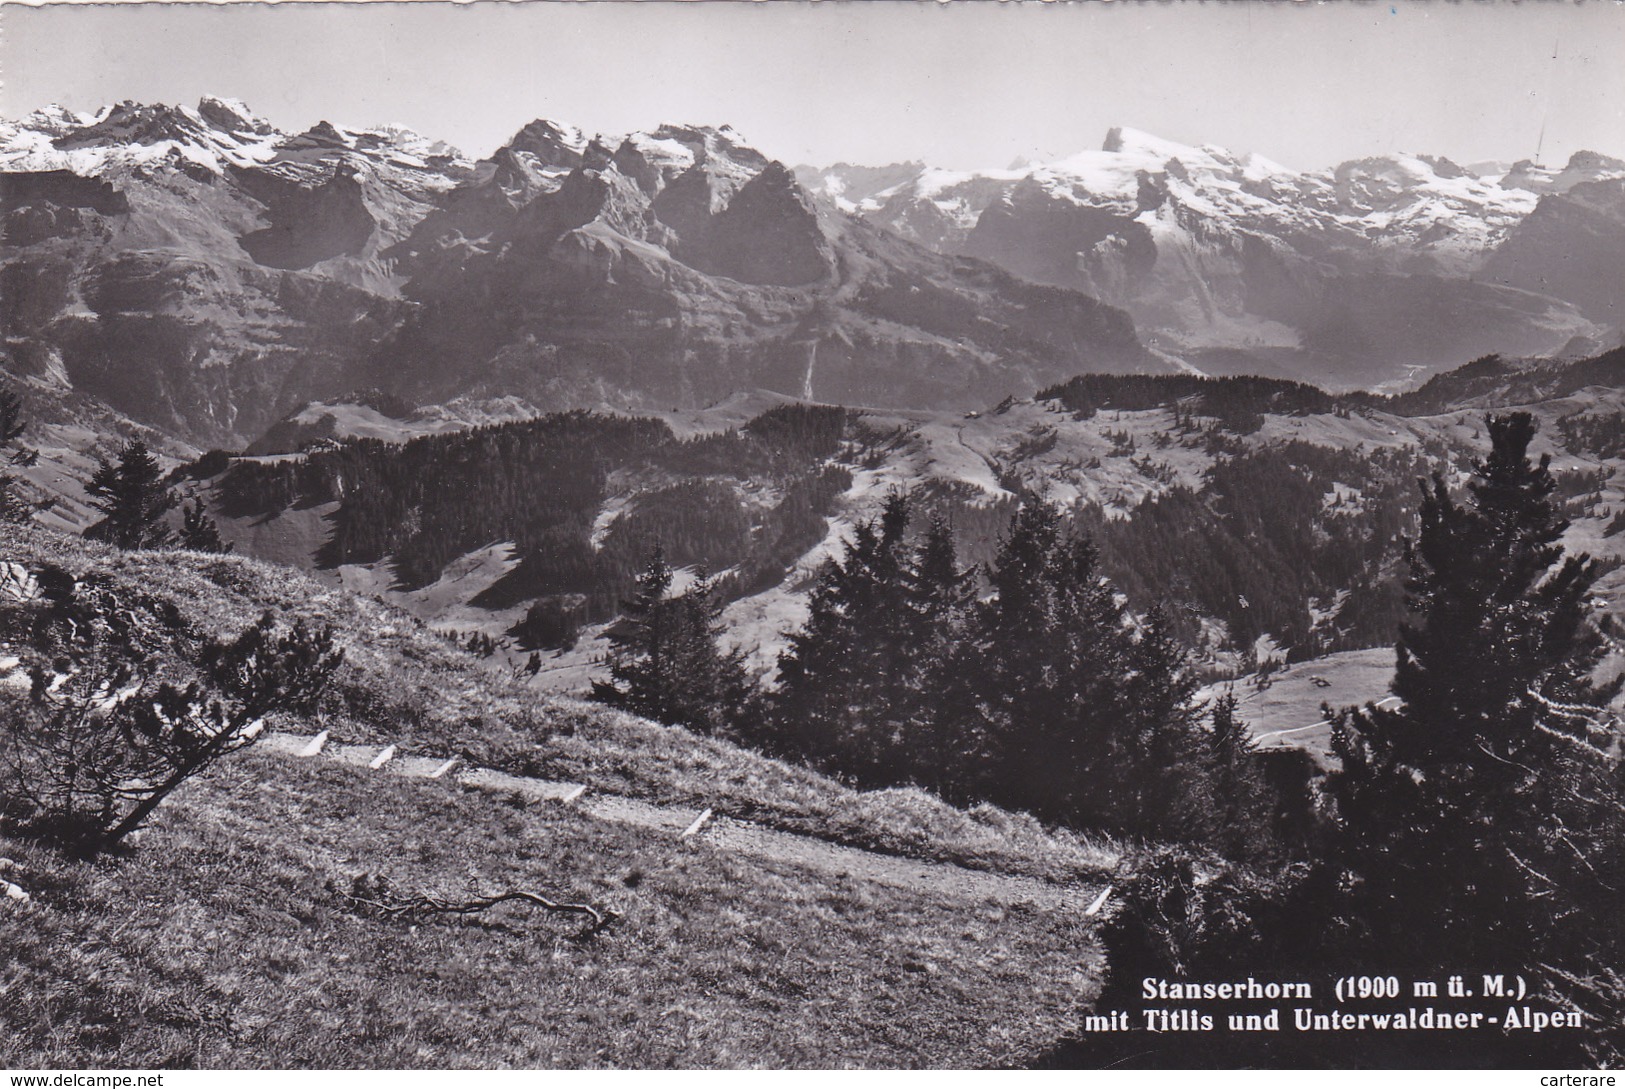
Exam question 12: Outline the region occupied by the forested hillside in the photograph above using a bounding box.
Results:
[214,403,850,631]
[191,353,1625,690]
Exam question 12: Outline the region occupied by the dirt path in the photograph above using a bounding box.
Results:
[1249,695,1401,745]
[257,731,1096,912]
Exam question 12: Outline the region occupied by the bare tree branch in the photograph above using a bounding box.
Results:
[344,877,620,936]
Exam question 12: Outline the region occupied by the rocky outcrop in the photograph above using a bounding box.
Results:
[650,164,729,252]
[1501,150,1625,194]
[691,162,834,286]
[504,119,586,171]
[52,101,208,150]
[964,178,1156,302]
[0,171,130,245]
[1486,178,1625,326]
[0,170,129,215]
[195,95,274,137]
[238,165,377,269]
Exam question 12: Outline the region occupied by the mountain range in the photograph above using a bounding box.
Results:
[800,126,1625,389]
[0,98,1148,447]
[5,99,1624,451]
[12,96,1625,1072]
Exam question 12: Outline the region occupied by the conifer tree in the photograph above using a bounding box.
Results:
[901,513,977,788]
[1203,690,1282,861]
[1330,412,1625,970]
[957,501,1132,826]
[84,440,179,550]
[1119,605,1208,835]
[772,493,916,779]
[771,494,985,787]
[948,499,1214,837]
[675,565,753,736]
[178,496,233,554]
[591,546,749,736]
[1208,691,1246,760]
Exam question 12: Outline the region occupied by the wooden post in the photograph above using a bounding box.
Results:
[681,808,714,838]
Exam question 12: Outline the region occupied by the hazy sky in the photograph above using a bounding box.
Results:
[6,1,1623,171]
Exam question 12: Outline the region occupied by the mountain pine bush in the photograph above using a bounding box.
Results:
[0,565,342,853]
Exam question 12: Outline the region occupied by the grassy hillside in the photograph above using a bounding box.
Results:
[1,525,1112,1067]
[2,752,1100,1067]
[0,524,1115,882]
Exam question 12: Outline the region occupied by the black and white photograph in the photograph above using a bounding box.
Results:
[2,0,1624,1072]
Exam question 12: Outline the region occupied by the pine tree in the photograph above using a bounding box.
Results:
[1120,605,1208,835]
[178,496,233,554]
[955,501,1126,825]
[1209,691,1247,761]
[901,514,976,789]
[1204,690,1280,861]
[948,499,1214,837]
[84,440,179,550]
[591,547,748,736]
[674,565,753,736]
[771,493,916,780]
[1329,412,1625,970]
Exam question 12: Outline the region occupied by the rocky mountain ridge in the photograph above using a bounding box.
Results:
[0,99,1153,446]
[799,127,1625,387]
[5,99,1623,452]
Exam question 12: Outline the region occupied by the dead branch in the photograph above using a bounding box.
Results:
[344,876,619,936]
[1505,847,1560,889]
[1554,830,1617,890]
[1528,688,1622,731]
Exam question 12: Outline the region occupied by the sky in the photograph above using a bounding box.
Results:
[5,1,1624,172]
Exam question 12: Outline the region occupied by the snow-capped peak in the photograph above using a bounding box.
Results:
[1240,151,1291,182]
[197,95,274,136]
[1101,125,1200,161]
[1,99,259,173]
[505,118,588,153]
[798,125,1569,293]
[627,131,697,170]
[0,96,475,189]
[21,104,93,134]
[1501,150,1625,193]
